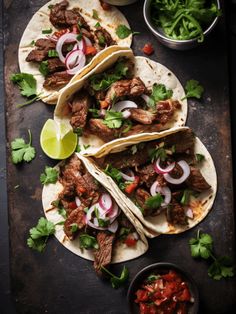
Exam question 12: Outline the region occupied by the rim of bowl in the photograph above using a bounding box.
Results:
[127,262,199,313]
[143,0,221,44]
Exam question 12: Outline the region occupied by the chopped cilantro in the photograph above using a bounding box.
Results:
[39,61,49,77]
[48,49,59,57]
[76,33,83,41]
[115,25,133,39]
[40,166,59,185]
[79,234,99,249]
[76,144,81,153]
[98,35,106,46]
[146,274,160,282]
[94,22,101,28]
[148,83,173,109]
[180,189,192,206]
[83,144,90,150]
[42,28,53,34]
[182,80,204,100]
[58,207,67,219]
[101,266,129,289]
[29,40,35,46]
[148,146,167,162]
[103,111,124,129]
[145,193,163,209]
[73,127,83,136]
[70,223,78,233]
[196,153,205,163]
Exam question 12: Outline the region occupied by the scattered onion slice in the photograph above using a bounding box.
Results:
[83,36,92,47]
[154,158,175,174]
[141,94,151,103]
[122,110,131,119]
[109,202,120,221]
[75,196,81,207]
[56,33,78,63]
[86,204,107,230]
[99,193,113,212]
[65,49,81,68]
[112,100,138,112]
[108,220,118,233]
[185,207,194,219]
[120,169,135,182]
[150,181,171,206]
[66,51,86,75]
[164,160,190,185]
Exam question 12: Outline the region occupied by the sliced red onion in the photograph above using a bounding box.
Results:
[86,203,107,230]
[164,160,190,185]
[56,33,78,63]
[185,207,194,219]
[150,182,171,206]
[75,196,81,207]
[66,51,86,75]
[112,100,138,112]
[122,110,131,119]
[154,158,175,174]
[150,181,162,197]
[78,38,86,53]
[86,218,107,230]
[83,36,92,47]
[109,202,120,220]
[108,220,118,233]
[141,94,151,103]
[120,169,135,182]
[99,193,113,212]
[65,49,81,69]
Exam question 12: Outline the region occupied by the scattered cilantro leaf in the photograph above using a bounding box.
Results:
[95,22,101,28]
[70,223,78,233]
[79,234,99,249]
[105,164,122,182]
[196,153,205,163]
[83,144,90,150]
[11,73,38,98]
[147,274,161,282]
[58,207,67,219]
[11,129,36,164]
[40,166,59,185]
[101,266,129,289]
[73,127,83,136]
[76,33,83,41]
[42,28,52,34]
[103,111,124,129]
[189,230,213,259]
[76,144,81,153]
[48,49,59,57]
[29,40,35,46]
[208,257,234,280]
[148,83,173,109]
[180,189,193,205]
[145,193,163,209]
[116,25,132,39]
[183,80,204,100]
[27,217,55,252]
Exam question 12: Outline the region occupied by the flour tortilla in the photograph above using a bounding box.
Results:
[18,0,132,104]
[54,50,188,155]
[84,127,217,237]
[42,154,148,262]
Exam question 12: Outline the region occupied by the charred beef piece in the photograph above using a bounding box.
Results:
[156,99,181,125]
[135,188,153,216]
[87,119,117,142]
[64,206,86,240]
[161,129,195,154]
[129,108,155,125]
[105,77,146,105]
[186,167,211,192]
[167,199,187,225]
[94,232,114,272]
[43,71,71,90]
[124,124,162,137]
[47,58,66,73]
[138,164,157,187]
[26,39,56,63]
[49,0,69,27]
[95,26,116,47]
[70,91,92,129]
[71,8,91,30]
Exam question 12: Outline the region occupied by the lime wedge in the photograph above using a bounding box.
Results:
[40,119,77,159]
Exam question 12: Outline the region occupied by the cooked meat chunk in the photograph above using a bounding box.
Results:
[47,58,66,73]
[135,188,153,216]
[156,99,181,125]
[49,0,69,28]
[157,174,167,187]
[167,199,187,225]
[87,119,117,142]
[124,123,162,137]
[130,108,155,125]
[70,91,91,129]
[105,77,146,105]
[64,206,86,240]
[71,8,91,30]
[162,129,195,154]
[35,38,56,50]
[186,167,211,192]
[43,71,71,90]
[26,50,48,62]
[94,232,114,272]
[95,26,116,47]
[138,164,157,187]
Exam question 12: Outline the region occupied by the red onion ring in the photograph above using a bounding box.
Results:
[99,193,113,212]
[66,51,86,75]
[83,36,92,47]
[141,94,151,103]
[112,100,138,112]
[164,160,190,185]
[56,33,78,63]
[120,169,135,182]
[86,204,107,230]
[122,110,131,119]
[154,158,176,174]
[108,220,118,233]
[150,181,171,206]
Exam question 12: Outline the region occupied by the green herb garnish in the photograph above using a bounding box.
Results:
[103,111,124,129]
[95,22,101,28]
[74,127,83,136]
[148,146,167,162]
[101,266,129,289]
[58,207,67,219]
[182,80,204,100]
[48,49,59,57]
[180,189,193,205]
[92,9,100,20]
[79,234,99,249]
[39,61,49,77]
[40,166,59,185]
[145,193,163,209]
[115,25,140,39]
[70,223,78,233]
[77,33,83,41]
[196,153,205,163]
[42,28,53,34]
[148,83,173,108]
[11,129,36,164]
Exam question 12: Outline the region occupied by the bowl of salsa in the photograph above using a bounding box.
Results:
[127,263,199,314]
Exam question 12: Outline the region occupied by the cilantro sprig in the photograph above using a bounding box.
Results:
[145,193,163,209]
[40,166,59,185]
[11,129,36,164]
[148,83,173,109]
[103,111,124,129]
[115,24,140,39]
[27,217,55,252]
[101,266,129,289]
[182,80,204,100]
[189,230,234,280]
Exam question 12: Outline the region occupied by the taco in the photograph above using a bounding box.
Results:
[54,49,188,155]
[42,154,148,273]
[18,0,131,104]
[84,127,217,235]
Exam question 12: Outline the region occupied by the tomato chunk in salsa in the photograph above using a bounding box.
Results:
[135,270,193,314]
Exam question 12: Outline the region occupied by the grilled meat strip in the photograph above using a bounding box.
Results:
[47,58,66,73]
[156,99,181,125]
[135,188,153,216]
[70,90,92,129]
[186,167,211,192]
[105,77,146,105]
[94,232,115,272]
[129,108,156,125]
[64,206,86,240]
[43,71,71,90]
[26,39,56,63]
[167,199,187,226]
[161,129,195,154]
[87,119,117,142]
[95,26,116,47]
[138,164,157,187]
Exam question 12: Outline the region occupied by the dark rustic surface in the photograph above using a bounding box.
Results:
[1,0,236,313]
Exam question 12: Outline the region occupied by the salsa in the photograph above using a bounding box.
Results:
[135,270,193,314]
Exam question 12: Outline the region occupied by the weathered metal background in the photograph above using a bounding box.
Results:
[3,0,236,313]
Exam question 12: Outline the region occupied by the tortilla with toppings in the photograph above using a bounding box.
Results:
[82,127,217,236]
[42,154,148,272]
[18,0,132,104]
[54,49,188,155]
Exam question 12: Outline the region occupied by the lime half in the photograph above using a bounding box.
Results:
[40,119,77,159]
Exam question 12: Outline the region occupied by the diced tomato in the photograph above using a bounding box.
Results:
[99,100,109,109]
[142,43,154,55]
[125,176,140,194]
[139,303,156,314]
[135,289,149,302]
[68,201,77,210]
[124,235,137,247]
[85,46,97,56]
[162,270,178,281]
[53,28,70,38]
[176,302,187,314]
[77,186,86,194]
[176,288,191,302]
[101,1,112,10]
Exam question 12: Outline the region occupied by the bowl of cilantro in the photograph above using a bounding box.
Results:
[143,0,221,50]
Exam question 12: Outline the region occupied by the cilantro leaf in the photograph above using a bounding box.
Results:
[39,61,49,77]
[189,231,213,259]
[145,193,163,209]
[148,146,167,162]
[70,223,78,233]
[79,234,99,249]
[104,164,122,183]
[103,111,124,129]
[27,217,55,252]
[208,257,234,280]
[148,83,173,108]
[11,129,36,164]
[183,80,204,99]
[40,166,59,185]
[58,207,67,219]
[196,153,205,163]
[11,73,37,98]
[101,266,129,289]
[116,25,132,39]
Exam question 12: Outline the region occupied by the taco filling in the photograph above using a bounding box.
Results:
[66,57,182,142]
[93,129,211,227]
[50,154,141,272]
[25,0,117,91]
